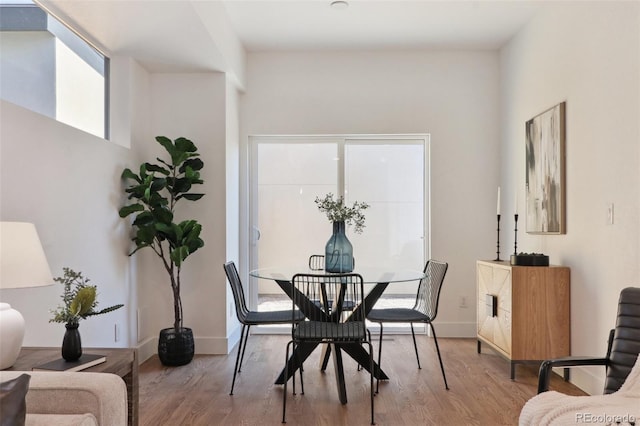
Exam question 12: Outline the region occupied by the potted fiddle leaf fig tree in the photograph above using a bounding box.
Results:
[119,136,204,366]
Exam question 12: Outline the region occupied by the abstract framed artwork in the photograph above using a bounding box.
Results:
[525,102,566,234]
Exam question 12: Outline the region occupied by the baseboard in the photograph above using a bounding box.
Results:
[561,366,604,395]
[194,336,233,355]
[135,322,476,364]
[136,333,234,363]
[137,336,157,364]
[431,321,477,338]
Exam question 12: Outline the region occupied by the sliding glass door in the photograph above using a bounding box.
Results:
[249,135,429,307]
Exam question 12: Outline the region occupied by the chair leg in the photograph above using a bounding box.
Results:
[298,345,305,395]
[376,323,384,394]
[238,325,251,372]
[429,322,449,390]
[367,340,375,425]
[410,323,421,369]
[283,340,292,423]
[230,324,247,395]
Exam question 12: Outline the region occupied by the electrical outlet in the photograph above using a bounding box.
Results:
[114,323,120,342]
[459,296,468,308]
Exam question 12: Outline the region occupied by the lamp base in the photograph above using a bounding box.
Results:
[0,302,25,369]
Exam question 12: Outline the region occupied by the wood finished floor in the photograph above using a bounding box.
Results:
[139,336,586,426]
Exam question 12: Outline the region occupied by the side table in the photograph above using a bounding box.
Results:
[476,260,571,379]
[8,347,139,426]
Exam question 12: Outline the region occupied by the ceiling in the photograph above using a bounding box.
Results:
[40,0,543,73]
[223,0,542,51]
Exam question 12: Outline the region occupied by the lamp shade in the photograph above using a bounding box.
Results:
[0,222,53,369]
[0,222,53,289]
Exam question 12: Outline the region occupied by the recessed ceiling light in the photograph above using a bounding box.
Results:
[330,1,349,10]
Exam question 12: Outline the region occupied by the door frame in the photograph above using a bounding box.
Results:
[245,133,431,311]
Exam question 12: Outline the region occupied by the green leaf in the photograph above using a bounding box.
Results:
[180,220,199,236]
[86,304,124,317]
[180,158,204,173]
[178,193,205,201]
[173,152,190,167]
[152,207,173,225]
[132,211,154,226]
[150,177,167,192]
[156,136,176,161]
[170,246,191,266]
[135,226,156,245]
[119,204,144,218]
[121,168,141,182]
[175,137,197,153]
[173,223,183,243]
[156,158,172,168]
[172,178,192,194]
[145,163,170,176]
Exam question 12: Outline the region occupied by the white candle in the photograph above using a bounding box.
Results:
[497,187,501,215]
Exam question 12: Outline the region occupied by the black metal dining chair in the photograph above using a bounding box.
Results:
[307,254,356,312]
[367,259,449,392]
[223,261,306,395]
[282,272,375,425]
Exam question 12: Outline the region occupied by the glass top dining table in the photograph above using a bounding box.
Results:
[250,266,425,285]
[249,264,426,404]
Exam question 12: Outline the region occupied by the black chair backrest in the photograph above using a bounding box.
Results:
[291,273,366,340]
[223,261,249,323]
[308,254,355,271]
[604,286,640,394]
[309,255,325,270]
[414,260,448,321]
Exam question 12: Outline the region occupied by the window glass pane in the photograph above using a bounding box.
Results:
[346,141,425,272]
[252,136,428,302]
[257,141,338,285]
[0,0,108,138]
[55,38,105,136]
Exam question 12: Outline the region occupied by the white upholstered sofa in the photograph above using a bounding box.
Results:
[0,370,127,426]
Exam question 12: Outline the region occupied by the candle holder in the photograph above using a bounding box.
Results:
[513,213,519,255]
[494,214,501,261]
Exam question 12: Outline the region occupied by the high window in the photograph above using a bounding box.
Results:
[0,0,109,139]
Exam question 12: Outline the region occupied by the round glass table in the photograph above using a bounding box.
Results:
[250,265,425,404]
[250,266,425,285]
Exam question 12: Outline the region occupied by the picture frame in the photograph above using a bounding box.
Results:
[525,102,566,234]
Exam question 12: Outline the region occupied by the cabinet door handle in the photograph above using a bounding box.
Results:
[486,294,498,317]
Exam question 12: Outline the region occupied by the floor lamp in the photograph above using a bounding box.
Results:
[0,222,53,369]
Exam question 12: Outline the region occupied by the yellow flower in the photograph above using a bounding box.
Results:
[70,287,97,317]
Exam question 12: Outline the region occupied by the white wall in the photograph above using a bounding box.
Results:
[240,50,502,337]
[0,61,239,360]
[0,100,133,348]
[133,72,231,359]
[500,1,640,394]
[0,32,56,118]
[225,80,241,340]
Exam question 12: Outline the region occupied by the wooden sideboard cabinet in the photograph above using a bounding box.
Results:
[476,260,571,379]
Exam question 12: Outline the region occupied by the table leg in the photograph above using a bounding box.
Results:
[275,341,319,385]
[274,280,391,384]
[342,282,390,380]
[331,344,348,404]
[337,342,388,380]
[320,344,331,371]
